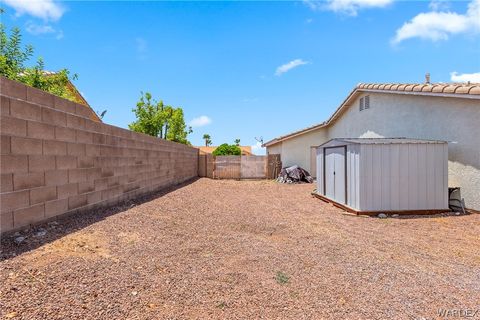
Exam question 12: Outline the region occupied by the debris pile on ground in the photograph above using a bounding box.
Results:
[277,165,314,184]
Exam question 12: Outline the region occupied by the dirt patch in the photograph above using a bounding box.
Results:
[1,178,479,319]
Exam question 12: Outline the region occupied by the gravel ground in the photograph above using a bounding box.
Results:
[1,178,479,319]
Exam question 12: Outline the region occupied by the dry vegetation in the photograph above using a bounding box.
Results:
[1,178,479,319]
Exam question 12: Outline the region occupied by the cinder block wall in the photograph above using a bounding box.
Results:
[0,77,198,234]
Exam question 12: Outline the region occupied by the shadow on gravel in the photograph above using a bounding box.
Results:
[0,178,199,262]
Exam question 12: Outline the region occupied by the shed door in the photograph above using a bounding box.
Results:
[324,147,346,204]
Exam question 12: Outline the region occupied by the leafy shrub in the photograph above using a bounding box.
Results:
[0,13,81,104]
[212,143,241,156]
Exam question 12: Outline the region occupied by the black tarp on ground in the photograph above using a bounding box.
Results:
[277,165,314,184]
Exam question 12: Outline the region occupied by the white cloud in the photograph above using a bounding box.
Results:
[450,71,480,83]
[304,0,393,16]
[392,0,480,44]
[25,21,64,39]
[251,141,265,155]
[189,116,212,127]
[1,0,65,21]
[429,0,450,11]
[275,59,309,76]
[25,22,55,35]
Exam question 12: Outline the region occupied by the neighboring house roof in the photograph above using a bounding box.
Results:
[263,82,480,147]
[196,146,253,155]
[42,71,101,122]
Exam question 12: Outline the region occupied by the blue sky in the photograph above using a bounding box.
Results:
[1,0,479,153]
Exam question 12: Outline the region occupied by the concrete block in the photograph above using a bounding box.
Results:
[0,77,27,99]
[78,180,94,194]
[10,99,42,121]
[0,116,27,136]
[28,155,56,172]
[11,136,43,155]
[26,86,54,106]
[30,186,57,204]
[43,140,67,155]
[55,155,77,170]
[57,183,78,199]
[54,126,76,142]
[45,170,68,186]
[1,190,29,212]
[1,211,13,233]
[92,133,106,144]
[66,114,85,130]
[45,198,68,218]
[54,96,76,114]
[13,172,45,190]
[101,185,122,200]
[1,95,10,115]
[85,144,101,156]
[67,143,86,156]
[1,155,28,173]
[27,121,55,140]
[13,203,45,228]
[42,107,67,127]
[86,190,102,204]
[1,135,11,154]
[68,194,87,209]
[76,130,93,144]
[94,177,108,191]
[68,168,87,183]
[1,173,13,192]
[75,104,93,119]
[77,156,94,168]
[86,167,102,181]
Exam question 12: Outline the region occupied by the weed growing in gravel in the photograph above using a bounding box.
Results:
[216,302,227,309]
[275,271,289,285]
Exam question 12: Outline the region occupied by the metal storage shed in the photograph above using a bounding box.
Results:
[316,138,449,215]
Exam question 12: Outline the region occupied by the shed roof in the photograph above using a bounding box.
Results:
[321,138,447,147]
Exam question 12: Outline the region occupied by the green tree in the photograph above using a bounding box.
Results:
[129,92,191,145]
[128,92,164,137]
[166,108,191,144]
[234,138,240,146]
[203,134,212,147]
[0,11,80,104]
[212,143,241,156]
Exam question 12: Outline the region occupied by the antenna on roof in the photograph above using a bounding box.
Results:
[425,72,431,84]
[255,136,264,145]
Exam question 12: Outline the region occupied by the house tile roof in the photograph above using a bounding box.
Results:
[263,82,480,147]
[357,82,480,95]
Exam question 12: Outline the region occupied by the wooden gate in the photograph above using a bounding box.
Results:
[213,156,241,179]
[205,154,281,180]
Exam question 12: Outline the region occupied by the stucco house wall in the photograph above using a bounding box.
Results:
[266,92,480,211]
[267,129,327,171]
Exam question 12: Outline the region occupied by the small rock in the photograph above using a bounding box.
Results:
[34,230,47,237]
[131,291,138,296]
[48,221,59,226]
[14,236,26,244]
[392,214,399,218]
[454,212,461,216]
[13,232,21,237]
[378,213,388,219]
